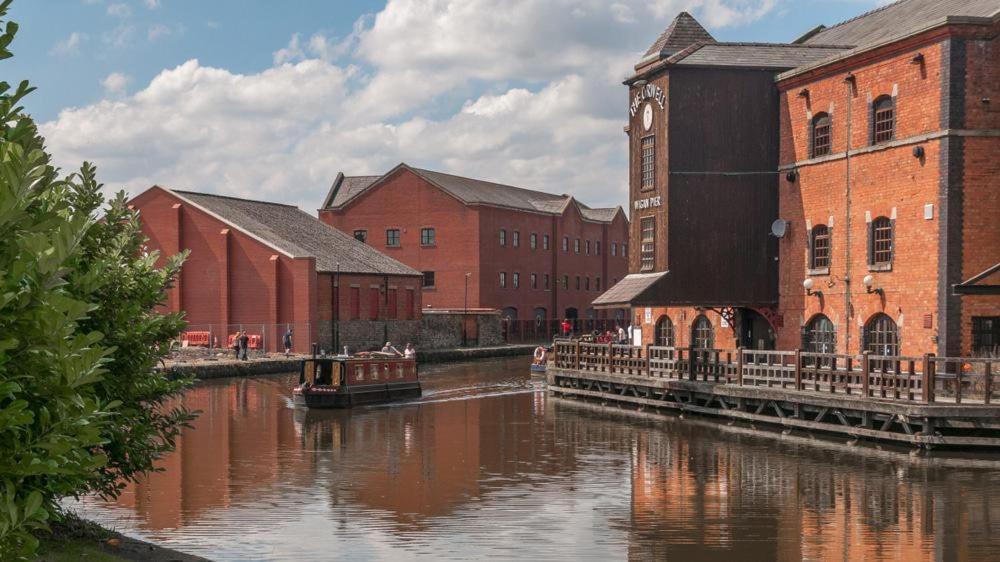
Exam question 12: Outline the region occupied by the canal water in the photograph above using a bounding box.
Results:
[71,357,1000,561]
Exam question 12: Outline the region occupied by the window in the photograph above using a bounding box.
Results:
[584,277,590,290]
[810,224,830,270]
[612,243,617,256]
[585,240,591,255]
[595,241,601,255]
[811,112,831,157]
[422,271,435,288]
[692,315,714,349]
[872,95,894,144]
[530,273,537,289]
[973,317,1000,355]
[512,272,520,289]
[543,235,550,250]
[596,277,601,291]
[640,217,655,272]
[369,288,380,320]
[655,316,675,347]
[575,276,580,290]
[386,229,400,247]
[353,230,367,243]
[869,216,893,268]
[641,135,655,191]
[804,314,836,354]
[420,227,435,245]
[562,275,568,290]
[499,229,507,247]
[499,272,507,288]
[530,233,537,249]
[513,230,520,248]
[864,313,899,360]
[544,274,550,290]
[350,287,360,319]
[562,237,569,252]
[574,239,580,254]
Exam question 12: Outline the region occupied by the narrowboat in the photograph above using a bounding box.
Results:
[293,353,421,408]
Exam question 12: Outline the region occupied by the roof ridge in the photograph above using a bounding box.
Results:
[173,189,300,209]
[710,41,851,48]
[812,0,908,37]
[413,167,568,201]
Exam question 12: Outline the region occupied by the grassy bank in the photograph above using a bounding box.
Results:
[35,514,208,562]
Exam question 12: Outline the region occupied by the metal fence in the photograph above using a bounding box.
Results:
[177,323,312,354]
[502,318,627,344]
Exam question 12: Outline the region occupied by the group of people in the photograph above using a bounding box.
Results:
[559,319,632,344]
[229,328,294,361]
[380,341,416,359]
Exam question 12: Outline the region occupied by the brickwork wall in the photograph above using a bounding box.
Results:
[634,306,735,350]
[628,73,669,275]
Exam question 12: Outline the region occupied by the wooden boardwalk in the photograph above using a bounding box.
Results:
[548,340,1000,449]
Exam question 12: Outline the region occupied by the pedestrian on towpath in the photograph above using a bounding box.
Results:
[283,328,293,355]
[231,331,241,359]
[239,330,249,361]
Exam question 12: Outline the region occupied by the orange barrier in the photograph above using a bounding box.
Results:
[227,334,263,350]
[183,331,211,347]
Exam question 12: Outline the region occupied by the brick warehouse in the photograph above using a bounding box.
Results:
[319,163,630,332]
[594,0,999,357]
[130,186,423,354]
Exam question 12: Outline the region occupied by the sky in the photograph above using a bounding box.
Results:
[6,0,884,213]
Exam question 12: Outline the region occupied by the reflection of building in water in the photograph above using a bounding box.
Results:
[115,380,299,529]
[551,399,999,562]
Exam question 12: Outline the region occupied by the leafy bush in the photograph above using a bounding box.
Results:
[0,1,192,556]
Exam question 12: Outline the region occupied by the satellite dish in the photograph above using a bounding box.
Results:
[771,219,788,238]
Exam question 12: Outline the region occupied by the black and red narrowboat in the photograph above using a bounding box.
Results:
[293,353,421,408]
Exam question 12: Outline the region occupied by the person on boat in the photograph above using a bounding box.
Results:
[238,330,249,361]
[381,342,402,356]
[404,343,416,359]
[283,328,293,355]
[533,345,547,365]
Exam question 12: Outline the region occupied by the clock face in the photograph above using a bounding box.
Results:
[642,103,653,131]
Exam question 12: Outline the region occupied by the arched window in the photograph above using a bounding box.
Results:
[692,315,714,349]
[872,95,894,143]
[811,112,831,157]
[655,316,675,347]
[804,314,836,354]
[810,224,830,270]
[864,313,899,357]
[869,216,893,267]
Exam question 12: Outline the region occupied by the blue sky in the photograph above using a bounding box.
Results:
[6,0,882,211]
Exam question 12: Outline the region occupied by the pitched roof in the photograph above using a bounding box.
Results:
[322,172,381,209]
[643,11,715,57]
[666,42,850,69]
[162,187,421,277]
[592,272,668,308]
[323,163,625,224]
[798,0,1000,48]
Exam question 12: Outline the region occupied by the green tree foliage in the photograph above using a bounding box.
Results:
[0,1,192,557]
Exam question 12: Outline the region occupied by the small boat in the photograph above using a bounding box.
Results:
[293,353,421,408]
[530,363,547,374]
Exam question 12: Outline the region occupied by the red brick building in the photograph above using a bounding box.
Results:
[318,164,630,332]
[596,0,999,357]
[131,186,423,353]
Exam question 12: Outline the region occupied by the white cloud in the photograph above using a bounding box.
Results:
[50,31,88,56]
[106,2,131,18]
[42,0,780,211]
[101,72,130,96]
[147,23,172,41]
[145,0,161,9]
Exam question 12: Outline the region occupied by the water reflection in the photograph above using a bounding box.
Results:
[72,358,1000,561]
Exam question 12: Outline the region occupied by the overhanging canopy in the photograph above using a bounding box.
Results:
[954,263,1000,295]
[591,272,668,309]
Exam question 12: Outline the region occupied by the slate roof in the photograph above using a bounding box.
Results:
[323,163,624,224]
[592,272,668,308]
[666,42,850,69]
[164,187,421,277]
[643,11,715,57]
[798,0,1000,48]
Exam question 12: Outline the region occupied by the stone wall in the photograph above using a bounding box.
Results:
[419,310,503,349]
[311,311,502,352]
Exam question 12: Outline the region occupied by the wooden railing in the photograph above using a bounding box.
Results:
[551,339,1000,406]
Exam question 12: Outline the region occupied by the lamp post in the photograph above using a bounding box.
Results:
[463,272,471,347]
[334,261,340,355]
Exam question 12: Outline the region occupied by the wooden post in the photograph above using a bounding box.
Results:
[608,340,614,374]
[861,351,871,399]
[575,340,581,371]
[688,345,697,381]
[794,349,802,391]
[922,353,935,403]
[985,362,993,405]
[645,343,651,377]
[956,359,963,404]
[736,347,744,387]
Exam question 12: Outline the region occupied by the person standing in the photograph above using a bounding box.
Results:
[283,328,293,355]
[239,330,249,361]
[617,324,626,344]
[561,319,571,337]
[231,331,241,359]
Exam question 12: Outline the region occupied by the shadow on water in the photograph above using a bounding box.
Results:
[67,356,1000,561]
